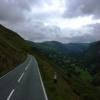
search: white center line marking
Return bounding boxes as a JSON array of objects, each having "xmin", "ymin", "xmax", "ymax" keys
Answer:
[
  {"xmin": 25, "ymin": 66, "xmax": 29, "ymax": 71},
  {"xmin": 7, "ymin": 89, "xmax": 15, "ymax": 100},
  {"xmin": 25, "ymin": 58, "xmax": 32, "ymax": 71},
  {"xmin": 18, "ymin": 72, "xmax": 24, "ymax": 83}
]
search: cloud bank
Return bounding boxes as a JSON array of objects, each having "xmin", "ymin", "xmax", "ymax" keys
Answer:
[{"xmin": 0, "ymin": 0, "xmax": 100, "ymax": 43}]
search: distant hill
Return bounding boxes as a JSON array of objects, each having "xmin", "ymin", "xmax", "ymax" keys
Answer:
[
  {"xmin": 85, "ymin": 41, "xmax": 100, "ymax": 73},
  {"xmin": 84, "ymin": 41, "xmax": 100, "ymax": 86},
  {"xmin": 28, "ymin": 41, "xmax": 89, "ymax": 58},
  {"xmin": 64, "ymin": 43, "xmax": 89, "ymax": 53}
]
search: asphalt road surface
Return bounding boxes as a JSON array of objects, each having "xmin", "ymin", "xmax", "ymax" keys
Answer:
[{"xmin": 0, "ymin": 55, "xmax": 48, "ymax": 100}]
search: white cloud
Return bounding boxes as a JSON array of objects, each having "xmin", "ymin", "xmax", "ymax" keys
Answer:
[{"xmin": 43, "ymin": 15, "xmax": 100, "ymax": 30}]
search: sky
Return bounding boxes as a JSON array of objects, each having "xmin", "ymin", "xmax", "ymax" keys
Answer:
[{"xmin": 0, "ymin": 0, "xmax": 100, "ymax": 43}]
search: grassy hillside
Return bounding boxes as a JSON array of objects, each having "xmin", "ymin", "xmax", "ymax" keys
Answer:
[
  {"xmin": 85, "ymin": 41, "xmax": 100, "ymax": 73},
  {"xmin": 28, "ymin": 41, "xmax": 100, "ymax": 100},
  {"xmin": 0, "ymin": 25, "xmax": 29, "ymax": 76},
  {"xmin": 84, "ymin": 41, "xmax": 100, "ymax": 86}
]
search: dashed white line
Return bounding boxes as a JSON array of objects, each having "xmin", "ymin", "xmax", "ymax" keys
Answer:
[
  {"xmin": 7, "ymin": 89, "xmax": 15, "ymax": 100},
  {"xmin": 25, "ymin": 66, "xmax": 29, "ymax": 71},
  {"xmin": 18, "ymin": 57, "xmax": 32, "ymax": 83},
  {"xmin": 25, "ymin": 58, "xmax": 32, "ymax": 71},
  {"xmin": 18, "ymin": 72, "xmax": 24, "ymax": 83},
  {"xmin": 5, "ymin": 56, "xmax": 32, "ymax": 100}
]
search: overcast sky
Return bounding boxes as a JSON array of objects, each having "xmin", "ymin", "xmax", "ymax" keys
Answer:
[{"xmin": 0, "ymin": 0, "xmax": 100, "ymax": 43}]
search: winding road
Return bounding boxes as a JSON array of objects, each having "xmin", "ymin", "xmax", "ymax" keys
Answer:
[{"xmin": 0, "ymin": 55, "xmax": 48, "ymax": 100}]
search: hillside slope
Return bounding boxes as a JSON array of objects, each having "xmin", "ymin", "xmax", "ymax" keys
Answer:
[
  {"xmin": 28, "ymin": 40, "xmax": 100, "ymax": 100},
  {"xmin": 84, "ymin": 41, "xmax": 100, "ymax": 86},
  {"xmin": 85, "ymin": 41, "xmax": 100, "ymax": 73},
  {"xmin": 0, "ymin": 25, "xmax": 29, "ymax": 76}
]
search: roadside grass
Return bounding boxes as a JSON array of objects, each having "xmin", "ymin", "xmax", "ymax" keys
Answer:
[
  {"xmin": 30, "ymin": 47, "xmax": 100, "ymax": 100},
  {"xmin": 31, "ymin": 50, "xmax": 78, "ymax": 100}
]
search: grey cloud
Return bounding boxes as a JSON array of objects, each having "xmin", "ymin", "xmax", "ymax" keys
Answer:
[
  {"xmin": 60, "ymin": 23, "xmax": 100, "ymax": 43},
  {"xmin": 5, "ymin": 20, "xmax": 100, "ymax": 43},
  {"xmin": 0, "ymin": 0, "xmax": 100, "ymax": 43},
  {"xmin": 62, "ymin": 24, "xmax": 100, "ymax": 43},
  {"xmin": 65, "ymin": 35, "xmax": 95, "ymax": 43},
  {"xmin": 10, "ymin": 21, "xmax": 61, "ymax": 42},
  {"xmin": 64, "ymin": 0, "xmax": 100, "ymax": 18},
  {"xmin": 89, "ymin": 23, "xmax": 100, "ymax": 40},
  {"xmin": 0, "ymin": 0, "xmax": 37, "ymax": 23}
]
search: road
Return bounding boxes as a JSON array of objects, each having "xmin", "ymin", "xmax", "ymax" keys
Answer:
[{"xmin": 0, "ymin": 55, "xmax": 48, "ymax": 100}]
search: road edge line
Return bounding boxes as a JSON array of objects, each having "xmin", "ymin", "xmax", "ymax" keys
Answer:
[{"xmin": 33, "ymin": 57, "xmax": 48, "ymax": 100}]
